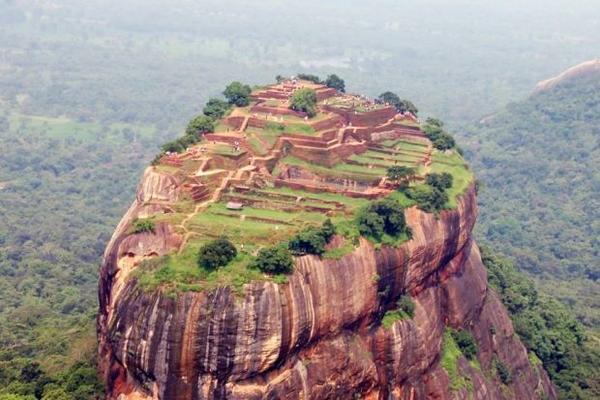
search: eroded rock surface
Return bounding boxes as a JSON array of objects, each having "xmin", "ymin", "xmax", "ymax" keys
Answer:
[{"xmin": 98, "ymin": 181, "xmax": 556, "ymax": 399}]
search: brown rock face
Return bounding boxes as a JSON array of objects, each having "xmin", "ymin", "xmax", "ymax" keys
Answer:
[{"xmin": 98, "ymin": 173, "xmax": 557, "ymax": 399}]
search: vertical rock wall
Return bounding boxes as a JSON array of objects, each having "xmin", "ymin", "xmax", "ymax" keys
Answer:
[{"xmin": 98, "ymin": 174, "xmax": 557, "ymax": 400}]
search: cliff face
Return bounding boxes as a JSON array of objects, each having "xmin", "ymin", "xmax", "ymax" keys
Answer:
[{"xmin": 98, "ymin": 172, "xmax": 556, "ymax": 399}]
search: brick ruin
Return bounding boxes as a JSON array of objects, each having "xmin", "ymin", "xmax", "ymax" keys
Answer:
[{"xmin": 157, "ymin": 79, "xmax": 432, "ymax": 211}]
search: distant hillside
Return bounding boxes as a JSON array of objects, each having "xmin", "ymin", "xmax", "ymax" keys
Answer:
[
  {"xmin": 533, "ymin": 59, "xmax": 600, "ymax": 94},
  {"xmin": 463, "ymin": 61, "xmax": 599, "ymax": 328}
]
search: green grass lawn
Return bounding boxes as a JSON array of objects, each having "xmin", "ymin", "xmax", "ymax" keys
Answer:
[
  {"xmin": 188, "ymin": 202, "xmax": 327, "ymax": 245},
  {"xmin": 211, "ymin": 144, "xmax": 244, "ymax": 156},
  {"xmin": 365, "ymin": 149, "xmax": 423, "ymax": 158},
  {"xmin": 214, "ymin": 121, "xmax": 235, "ymax": 132},
  {"xmin": 261, "ymin": 121, "xmax": 318, "ymax": 137},
  {"xmin": 262, "ymin": 99, "xmax": 281, "ymax": 107},
  {"xmin": 133, "ymin": 245, "xmax": 274, "ymax": 295},
  {"xmin": 133, "ymin": 200, "xmax": 336, "ymax": 294},
  {"xmin": 247, "ymin": 136, "xmax": 268, "ymax": 155},
  {"xmin": 224, "ymin": 191, "xmax": 339, "ymax": 211},
  {"xmin": 351, "ymin": 152, "xmax": 421, "ymax": 167},
  {"xmin": 245, "ymin": 126, "xmax": 283, "ymax": 148},
  {"xmin": 394, "ymin": 140, "xmax": 429, "ymax": 152},
  {"xmin": 332, "ymin": 162, "xmax": 387, "ymax": 176},
  {"xmin": 262, "ymin": 186, "xmax": 369, "ymax": 210},
  {"xmin": 283, "ymin": 122, "xmax": 317, "ymax": 136},
  {"xmin": 429, "ymin": 150, "xmax": 474, "ymax": 208},
  {"xmin": 281, "ymin": 156, "xmax": 386, "ymax": 183},
  {"xmin": 380, "ymin": 138, "xmax": 428, "ymax": 151}
]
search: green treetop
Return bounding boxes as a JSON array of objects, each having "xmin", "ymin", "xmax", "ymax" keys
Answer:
[
  {"xmin": 387, "ymin": 166, "xmax": 415, "ymax": 184},
  {"xmin": 203, "ymin": 98, "xmax": 231, "ymax": 119},
  {"xmin": 198, "ymin": 237, "xmax": 237, "ymax": 270},
  {"xmin": 290, "ymin": 88, "xmax": 318, "ymax": 117},
  {"xmin": 223, "ymin": 81, "xmax": 252, "ymax": 107},
  {"xmin": 325, "ymin": 74, "xmax": 345, "ymax": 92},
  {"xmin": 185, "ymin": 114, "xmax": 215, "ymax": 136},
  {"xmin": 378, "ymin": 91, "xmax": 419, "ymax": 115}
]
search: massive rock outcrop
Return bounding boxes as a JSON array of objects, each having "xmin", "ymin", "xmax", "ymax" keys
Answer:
[
  {"xmin": 98, "ymin": 79, "xmax": 557, "ymax": 399},
  {"xmin": 98, "ymin": 177, "xmax": 556, "ymax": 399}
]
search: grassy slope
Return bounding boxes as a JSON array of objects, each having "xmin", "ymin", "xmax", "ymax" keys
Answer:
[
  {"xmin": 430, "ymin": 151, "xmax": 474, "ymax": 208},
  {"xmin": 136, "ymin": 141, "xmax": 473, "ymax": 291}
]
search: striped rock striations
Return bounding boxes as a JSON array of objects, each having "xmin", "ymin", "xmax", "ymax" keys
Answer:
[
  {"xmin": 98, "ymin": 79, "xmax": 557, "ymax": 399},
  {"xmin": 98, "ymin": 182, "xmax": 556, "ymax": 400}
]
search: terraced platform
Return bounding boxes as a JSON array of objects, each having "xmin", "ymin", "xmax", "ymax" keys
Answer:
[{"xmin": 140, "ymin": 78, "xmax": 472, "ymax": 291}]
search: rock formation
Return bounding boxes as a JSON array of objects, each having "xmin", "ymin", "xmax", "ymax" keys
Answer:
[
  {"xmin": 98, "ymin": 79, "xmax": 557, "ymax": 399},
  {"xmin": 533, "ymin": 58, "xmax": 600, "ymax": 94}
]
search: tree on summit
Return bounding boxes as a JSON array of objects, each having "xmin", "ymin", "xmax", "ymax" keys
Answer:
[
  {"xmin": 288, "ymin": 219, "xmax": 336, "ymax": 256},
  {"xmin": 224, "ymin": 81, "xmax": 252, "ymax": 106},
  {"xmin": 379, "ymin": 91, "xmax": 401, "ymax": 107},
  {"xmin": 425, "ymin": 172, "xmax": 453, "ymax": 191},
  {"xmin": 387, "ymin": 165, "xmax": 415, "ymax": 185},
  {"xmin": 297, "ymin": 73, "xmax": 322, "ymax": 84},
  {"xmin": 423, "ymin": 118, "xmax": 455, "ymax": 151},
  {"xmin": 378, "ymin": 92, "xmax": 418, "ymax": 115},
  {"xmin": 325, "ymin": 74, "xmax": 345, "ymax": 92},
  {"xmin": 185, "ymin": 115, "xmax": 215, "ymax": 136},
  {"xmin": 356, "ymin": 198, "xmax": 407, "ymax": 240},
  {"xmin": 203, "ymin": 98, "xmax": 231, "ymax": 119},
  {"xmin": 405, "ymin": 184, "xmax": 448, "ymax": 213},
  {"xmin": 290, "ymin": 88, "xmax": 318, "ymax": 117},
  {"xmin": 198, "ymin": 237, "xmax": 237, "ymax": 269},
  {"xmin": 251, "ymin": 245, "xmax": 294, "ymax": 274}
]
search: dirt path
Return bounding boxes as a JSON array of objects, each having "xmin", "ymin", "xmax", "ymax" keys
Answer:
[{"xmin": 177, "ymin": 170, "xmax": 235, "ymax": 253}]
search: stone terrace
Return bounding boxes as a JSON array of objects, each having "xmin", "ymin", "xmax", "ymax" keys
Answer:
[{"xmin": 155, "ymin": 79, "xmax": 435, "ymax": 244}]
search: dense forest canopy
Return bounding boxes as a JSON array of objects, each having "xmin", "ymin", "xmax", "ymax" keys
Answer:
[
  {"xmin": 0, "ymin": 0, "xmax": 598, "ymax": 398},
  {"xmin": 464, "ymin": 72, "xmax": 600, "ymax": 330},
  {"xmin": 480, "ymin": 246, "xmax": 599, "ymax": 399},
  {"xmin": 1, "ymin": 0, "xmax": 599, "ymax": 126},
  {"xmin": 0, "ymin": 113, "xmax": 158, "ymax": 399}
]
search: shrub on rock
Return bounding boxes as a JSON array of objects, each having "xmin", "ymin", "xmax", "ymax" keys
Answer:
[
  {"xmin": 405, "ymin": 185, "xmax": 448, "ymax": 213},
  {"xmin": 397, "ymin": 295, "xmax": 415, "ymax": 318},
  {"xmin": 198, "ymin": 237, "xmax": 237, "ymax": 270},
  {"xmin": 288, "ymin": 219, "xmax": 336, "ymax": 256},
  {"xmin": 426, "ymin": 172, "xmax": 453, "ymax": 191},
  {"xmin": 357, "ymin": 198, "xmax": 407, "ymax": 240},
  {"xmin": 131, "ymin": 218, "xmax": 155, "ymax": 234},
  {"xmin": 450, "ymin": 328, "xmax": 478, "ymax": 360},
  {"xmin": 251, "ymin": 245, "xmax": 294, "ymax": 274}
]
